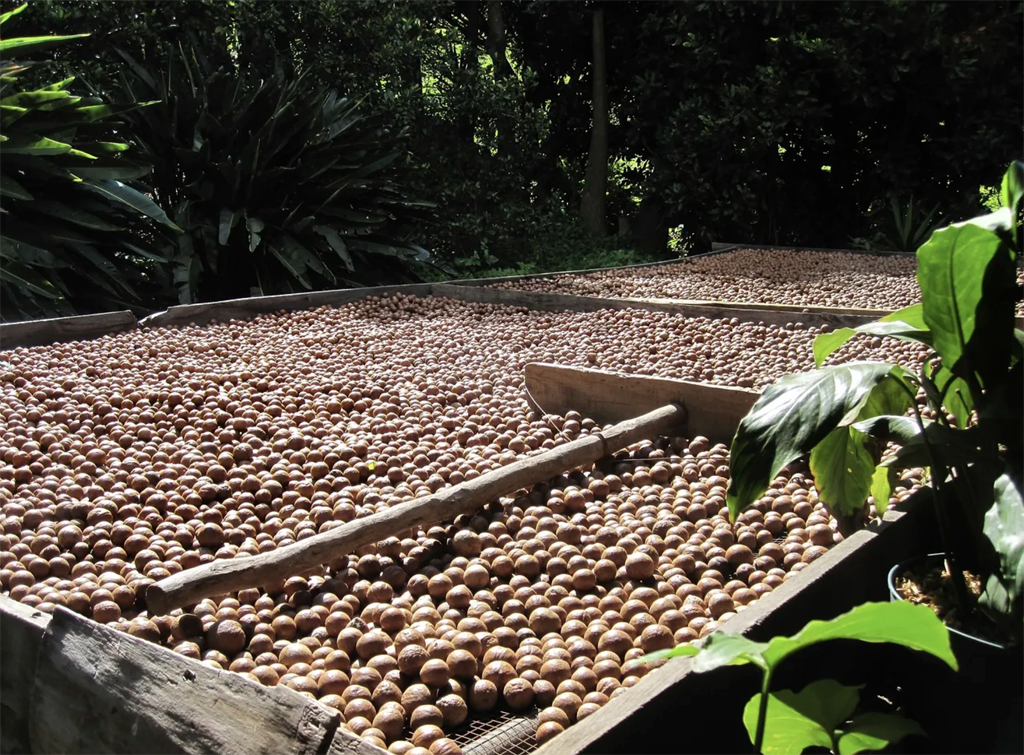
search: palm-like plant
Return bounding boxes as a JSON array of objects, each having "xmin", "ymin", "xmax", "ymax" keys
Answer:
[
  {"xmin": 0, "ymin": 4, "xmax": 179, "ymax": 322},
  {"xmin": 114, "ymin": 40, "xmax": 435, "ymax": 303}
]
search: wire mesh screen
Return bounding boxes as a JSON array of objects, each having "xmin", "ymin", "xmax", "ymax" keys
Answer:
[{"xmin": 454, "ymin": 706, "xmax": 540, "ymax": 755}]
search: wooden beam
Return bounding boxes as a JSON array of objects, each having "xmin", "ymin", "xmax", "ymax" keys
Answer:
[
  {"xmin": 0, "ymin": 311, "xmax": 137, "ymax": 350},
  {"xmin": 146, "ymin": 403, "xmax": 687, "ymax": 615},
  {"xmin": 524, "ymin": 363, "xmax": 759, "ymax": 446},
  {"xmin": 139, "ymin": 283, "xmax": 438, "ymax": 329},
  {"xmin": 0, "ymin": 596, "xmax": 51, "ymax": 754},
  {"xmin": 29, "ymin": 606, "xmax": 343, "ymax": 755},
  {"xmin": 432, "ymin": 283, "xmax": 886, "ymax": 329}
]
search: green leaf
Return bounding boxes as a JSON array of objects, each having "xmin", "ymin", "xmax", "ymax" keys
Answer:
[
  {"xmin": 925, "ymin": 360, "xmax": 975, "ymax": 429},
  {"xmin": 0, "ymin": 260, "xmax": 61, "ymax": 298},
  {"xmin": 639, "ymin": 644, "xmax": 700, "ymax": 663},
  {"xmin": 314, "ymin": 224, "xmax": 354, "ymax": 271},
  {"xmin": 218, "ymin": 207, "xmax": 240, "ymax": 246},
  {"xmin": 0, "ymin": 173, "xmax": 32, "ymax": 200},
  {"xmin": 999, "ymin": 161, "xmax": 1024, "ymax": 216},
  {"xmin": 813, "ymin": 311, "xmax": 931, "ymax": 367},
  {"xmin": 1, "ymin": 133, "xmax": 94, "ymax": 157},
  {"xmin": 760, "ymin": 601, "xmax": 957, "ymax": 672},
  {"xmin": 917, "ymin": 215, "xmax": 1016, "ymax": 387},
  {"xmin": 809, "ymin": 426, "xmax": 875, "ymax": 518},
  {"xmin": 870, "ymin": 463, "xmax": 898, "ymax": 516},
  {"xmin": 0, "ymin": 4, "xmax": 27, "ymax": 25},
  {"xmin": 246, "ymin": 215, "xmax": 264, "ymax": 253},
  {"xmin": 29, "ymin": 200, "xmax": 123, "ymax": 231},
  {"xmin": 727, "ymin": 362, "xmax": 899, "ymax": 520},
  {"xmin": 743, "ymin": 692, "xmax": 833, "ymax": 755},
  {"xmin": 853, "ymin": 415, "xmax": 924, "ymax": 445},
  {"xmin": 980, "ymin": 473, "xmax": 1024, "ymax": 617},
  {"xmin": 82, "ymin": 179, "xmax": 181, "ymax": 230},
  {"xmin": 745, "ymin": 680, "xmax": 862, "ymax": 755},
  {"xmin": 837, "ymin": 712, "xmax": 925, "ymax": 755},
  {"xmin": 691, "ymin": 633, "xmax": 769, "ymax": 673},
  {"xmin": 0, "ymin": 33, "xmax": 90, "ymax": 57}
]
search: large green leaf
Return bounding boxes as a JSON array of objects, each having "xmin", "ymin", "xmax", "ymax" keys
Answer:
[
  {"xmin": 1000, "ymin": 160, "xmax": 1024, "ymax": 221},
  {"xmin": 870, "ymin": 463, "xmax": 899, "ymax": 517},
  {"xmin": 1, "ymin": 133, "xmax": 95, "ymax": 157},
  {"xmin": 314, "ymin": 224, "xmax": 354, "ymax": 271},
  {"xmin": 727, "ymin": 362, "xmax": 899, "ymax": 519},
  {"xmin": 980, "ymin": 473, "xmax": 1024, "ymax": 617},
  {"xmin": 642, "ymin": 602, "xmax": 957, "ymax": 676},
  {"xmin": 82, "ymin": 179, "xmax": 181, "ymax": 230},
  {"xmin": 743, "ymin": 680, "xmax": 860, "ymax": 755},
  {"xmin": 809, "ymin": 426, "xmax": 875, "ymax": 518},
  {"xmin": 0, "ymin": 173, "xmax": 32, "ymax": 200},
  {"xmin": 917, "ymin": 213, "xmax": 1016, "ymax": 387},
  {"xmin": 0, "ymin": 33, "xmax": 90, "ymax": 57},
  {"xmin": 814, "ymin": 306, "xmax": 932, "ymax": 367},
  {"xmin": 837, "ymin": 713, "xmax": 926, "ymax": 755},
  {"xmin": 760, "ymin": 601, "xmax": 957, "ymax": 671}
]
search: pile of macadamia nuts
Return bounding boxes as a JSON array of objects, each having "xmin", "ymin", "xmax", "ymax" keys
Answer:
[
  {"xmin": 0, "ymin": 294, "xmax": 929, "ymax": 753},
  {"xmin": 487, "ymin": 249, "xmax": 922, "ymax": 310}
]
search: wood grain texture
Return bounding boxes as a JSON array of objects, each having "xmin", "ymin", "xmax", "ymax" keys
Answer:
[
  {"xmin": 29, "ymin": 607, "xmax": 339, "ymax": 755},
  {"xmin": 524, "ymin": 362, "xmax": 759, "ymax": 446},
  {"xmin": 0, "ymin": 596, "xmax": 51, "ymax": 755},
  {"xmin": 0, "ymin": 311, "xmax": 137, "ymax": 350},
  {"xmin": 146, "ymin": 403, "xmax": 686, "ymax": 614},
  {"xmin": 433, "ymin": 283, "xmax": 885, "ymax": 329},
  {"xmin": 139, "ymin": 283, "xmax": 438, "ymax": 329}
]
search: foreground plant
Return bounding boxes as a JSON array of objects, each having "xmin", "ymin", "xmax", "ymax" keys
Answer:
[
  {"xmin": 114, "ymin": 39, "xmax": 434, "ymax": 303},
  {"xmin": 726, "ymin": 162, "xmax": 1024, "ymax": 643},
  {"xmin": 0, "ymin": 4, "xmax": 178, "ymax": 321},
  {"xmin": 644, "ymin": 601, "xmax": 957, "ymax": 755}
]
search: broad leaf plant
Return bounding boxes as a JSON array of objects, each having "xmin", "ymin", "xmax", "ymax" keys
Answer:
[{"xmin": 726, "ymin": 162, "xmax": 1024, "ymax": 639}]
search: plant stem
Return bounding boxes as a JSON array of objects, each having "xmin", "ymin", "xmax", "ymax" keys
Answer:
[
  {"xmin": 895, "ymin": 378, "xmax": 971, "ymax": 604},
  {"xmin": 753, "ymin": 669, "xmax": 772, "ymax": 754}
]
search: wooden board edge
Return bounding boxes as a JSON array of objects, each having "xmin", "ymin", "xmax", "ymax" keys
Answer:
[
  {"xmin": 0, "ymin": 311, "xmax": 138, "ymax": 350},
  {"xmin": 140, "ymin": 283, "xmax": 440, "ymax": 329},
  {"xmin": 28, "ymin": 606, "xmax": 340, "ymax": 755},
  {"xmin": 0, "ymin": 595, "xmax": 51, "ymax": 755},
  {"xmin": 523, "ymin": 362, "xmax": 759, "ymax": 445},
  {"xmin": 531, "ymin": 491, "xmax": 938, "ymax": 755},
  {"xmin": 433, "ymin": 284, "xmax": 890, "ymax": 329}
]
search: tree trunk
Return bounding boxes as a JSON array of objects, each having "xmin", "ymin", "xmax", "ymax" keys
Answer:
[
  {"xmin": 579, "ymin": 7, "xmax": 608, "ymax": 236},
  {"xmin": 455, "ymin": 1, "xmax": 483, "ymax": 146},
  {"xmin": 486, "ymin": 1, "xmax": 514, "ymax": 80}
]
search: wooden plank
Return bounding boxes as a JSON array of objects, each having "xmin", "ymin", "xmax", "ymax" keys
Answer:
[
  {"xmin": 0, "ymin": 311, "xmax": 137, "ymax": 350},
  {"xmin": 433, "ymin": 283, "xmax": 884, "ymax": 329},
  {"xmin": 147, "ymin": 403, "xmax": 686, "ymax": 614},
  {"xmin": 0, "ymin": 596, "xmax": 51, "ymax": 755},
  {"xmin": 524, "ymin": 362, "xmax": 758, "ymax": 446},
  {"xmin": 139, "ymin": 283, "xmax": 438, "ymax": 329},
  {"xmin": 533, "ymin": 491, "xmax": 940, "ymax": 755},
  {"xmin": 29, "ymin": 607, "xmax": 340, "ymax": 755}
]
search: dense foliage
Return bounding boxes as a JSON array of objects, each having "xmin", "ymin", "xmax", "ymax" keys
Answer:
[
  {"xmin": 728, "ymin": 162, "xmax": 1024, "ymax": 642},
  {"xmin": 0, "ymin": 4, "xmax": 177, "ymax": 320},
  {"xmin": 0, "ymin": 0, "xmax": 1021, "ymax": 316},
  {"xmin": 115, "ymin": 40, "xmax": 433, "ymax": 303}
]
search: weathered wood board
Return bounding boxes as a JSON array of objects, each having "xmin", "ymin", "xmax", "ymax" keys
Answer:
[
  {"xmin": 434, "ymin": 282, "xmax": 888, "ymax": 329},
  {"xmin": 139, "ymin": 282, "xmax": 438, "ymax": 329},
  {"xmin": 23, "ymin": 605, "xmax": 345, "ymax": 755},
  {"xmin": 0, "ymin": 311, "xmax": 137, "ymax": 350},
  {"xmin": 524, "ymin": 362, "xmax": 759, "ymax": 446},
  {"xmin": 0, "ymin": 598, "xmax": 50, "ymax": 754}
]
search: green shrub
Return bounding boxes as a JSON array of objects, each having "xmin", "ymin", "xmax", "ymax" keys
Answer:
[
  {"xmin": 114, "ymin": 39, "xmax": 435, "ymax": 303},
  {"xmin": 0, "ymin": 4, "xmax": 178, "ymax": 322}
]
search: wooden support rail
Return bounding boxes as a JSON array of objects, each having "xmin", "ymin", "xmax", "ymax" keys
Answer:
[{"xmin": 146, "ymin": 403, "xmax": 687, "ymax": 615}]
